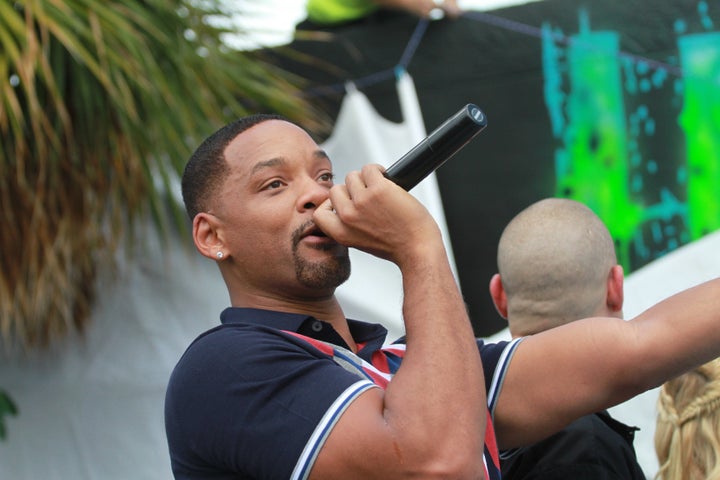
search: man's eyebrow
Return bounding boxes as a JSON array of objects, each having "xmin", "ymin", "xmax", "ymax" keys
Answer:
[
  {"xmin": 249, "ymin": 151, "xmax": 331, "ymax": 175},
  {"xmin": 250, "ymin": 157, "xmax": 285, "ymax": 175},
  {"xmin": 315, "ymin": 150, "xmax": 334, "ymax": 169}
]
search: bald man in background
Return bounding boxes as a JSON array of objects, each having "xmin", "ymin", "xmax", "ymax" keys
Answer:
[{"xmin": 490, "ymin": 198, "xmax": 647, "ymax": 479}]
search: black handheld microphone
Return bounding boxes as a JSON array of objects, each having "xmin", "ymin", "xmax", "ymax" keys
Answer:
[{"xmin": 384, "ymin": 104, "xmax": 487, "ymax": 191}]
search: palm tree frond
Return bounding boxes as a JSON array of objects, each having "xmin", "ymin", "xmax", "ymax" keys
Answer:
[{"xmin": 0, "ymin": 0, "xmax": 327, "ymax": 351}]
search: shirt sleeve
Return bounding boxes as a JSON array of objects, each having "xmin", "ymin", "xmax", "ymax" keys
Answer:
[
  {"xmin": 165, "ymin": 324, "xmax": 376, "ymax": 480},
  {"xmin": 477, "ymin": 338, "xmax": 523, "ymax": 413}
]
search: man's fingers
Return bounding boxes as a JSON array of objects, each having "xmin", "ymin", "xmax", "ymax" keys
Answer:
[{"xmin": 313, "ymin": 186, "xmax": 349, "ymax": 239}]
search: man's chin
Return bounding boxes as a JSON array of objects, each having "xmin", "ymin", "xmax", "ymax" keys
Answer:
[{"xmin": 296, "ymin": 256, "xmax": 351, "ymax": 290}]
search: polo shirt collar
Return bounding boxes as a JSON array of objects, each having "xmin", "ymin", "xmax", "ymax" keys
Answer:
[
  {"xmin": 221, "ymin": 307, "xmax": 311, "ymax": 331},
  {"xmin": 220, "ymin": 307, "xmax": 389, "ymax": 357}
]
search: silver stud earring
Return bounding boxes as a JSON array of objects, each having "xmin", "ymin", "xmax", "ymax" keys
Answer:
[{"xmin": 216, "ymin": 251, "xmax": 224, "ymax": 259}]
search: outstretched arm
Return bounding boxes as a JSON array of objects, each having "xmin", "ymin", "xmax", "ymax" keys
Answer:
[
  {"xmin": 493, "ymin": 278, "xmax": 720, "ymax": 449},
  {"xmin": 312, "ymin": 165, "xmax": 487, "ymax": 479}
]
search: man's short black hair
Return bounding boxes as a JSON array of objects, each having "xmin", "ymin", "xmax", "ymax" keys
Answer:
[{"xmin": 181, "ymin": 113, "xmax": 287, "ymax": 220}]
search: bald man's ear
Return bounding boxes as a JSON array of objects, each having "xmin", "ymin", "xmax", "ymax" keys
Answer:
[
  {"xmin": 606, "ymin": 265, "xmax": 624, "ymax": 313},
  {"xmin": 489, "ymin": 274, "xmax": 509, "ymax": 320},
  {"xmin": 193, "ymin": 212, "xmax": 225, "ymax": 261}
]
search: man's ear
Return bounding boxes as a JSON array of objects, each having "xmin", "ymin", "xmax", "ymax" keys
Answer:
[
  {"xmin": 489, "ymin": 273, "xmax": 509, "ymax": 320},
  {"xmin": 193, "ymin": 212, "xmax": 225, "ymax": 261},
  {"xmin": 606, "ymin": 264, "xmax": 624, "ymax": 313}
]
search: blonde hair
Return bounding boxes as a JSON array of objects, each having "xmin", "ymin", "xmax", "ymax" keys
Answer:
[{"xmin": 655, "ymin": 358, "xmax": 720, "ymax": 480}]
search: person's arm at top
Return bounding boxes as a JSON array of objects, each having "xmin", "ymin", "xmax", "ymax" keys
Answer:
[
  {"xmin": 374, "ymin": 0, "xmax": 463, "ymax": 19},
  {"xmin": 493, "ymin": 278, "xmax": 720, "ymax": 450},
  {"xmin": 312, "ymin": 164, "xmax": 487, "ymax": 479}
]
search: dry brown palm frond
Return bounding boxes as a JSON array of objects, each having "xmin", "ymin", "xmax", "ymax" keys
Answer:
[{"xmin": 0, "ymin": 0, "xmax": 329, "ymax": 352}]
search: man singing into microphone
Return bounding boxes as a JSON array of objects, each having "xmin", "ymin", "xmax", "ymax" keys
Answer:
[{"xmin": 165, "ymin": 113, "xmax": 720, "ymax": 480}]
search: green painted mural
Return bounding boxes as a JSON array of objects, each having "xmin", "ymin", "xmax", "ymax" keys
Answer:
[{"xmin": 542, "ymin": 3, "xmax": 719, "ymax": 270}]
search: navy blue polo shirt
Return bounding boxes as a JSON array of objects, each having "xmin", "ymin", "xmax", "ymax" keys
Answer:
[{"xmin": 164, "ymin": 308, "xmax": 520, "ymax": 480}]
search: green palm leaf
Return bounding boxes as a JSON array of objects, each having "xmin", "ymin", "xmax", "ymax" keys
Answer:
[{"xmin": 0, "ymin": 389, "xmax": 18, "ymax": 440}]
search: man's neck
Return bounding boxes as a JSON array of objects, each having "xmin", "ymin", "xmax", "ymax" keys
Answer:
[{"xmin": 230, "ymin": 291, "xmax": 358, "ymax": 352}]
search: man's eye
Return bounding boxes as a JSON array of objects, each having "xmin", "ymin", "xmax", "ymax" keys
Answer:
[
  {"xmin": 319, "ymin": 172, "xmax": 334, "ymax": 183},
  {"xmin": 265, "ymin": 180, "xmax": 283, "ymax": 190}
]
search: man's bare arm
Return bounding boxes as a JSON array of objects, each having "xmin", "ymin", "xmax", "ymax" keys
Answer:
[{"xmin": 311, "ymin": 165, "xmax": 486, "ymax": 479}]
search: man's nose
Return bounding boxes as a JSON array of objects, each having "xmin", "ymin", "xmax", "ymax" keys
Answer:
[{"xmin": 297, "ymin": 179, "xmax": 330, "ymax": 211}]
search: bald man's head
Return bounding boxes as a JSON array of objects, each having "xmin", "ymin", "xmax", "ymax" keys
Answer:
[{"xmin": 496, "ymin": 198, "xmax": 620, "ymax": 336}]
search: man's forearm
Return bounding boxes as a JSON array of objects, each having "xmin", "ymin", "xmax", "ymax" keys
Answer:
[
  {"xmin": 383, "ymin": 241, "xmax": 486, "ymax": 476},
  {"xmin": 629, "ymin": 277, "xmax": 720, "ymax": 388}
]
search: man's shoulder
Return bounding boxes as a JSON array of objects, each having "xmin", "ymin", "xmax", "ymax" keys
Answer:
[
  {"xmin": 172, "ymin": 319, "xmax": 318, "ymax": 378},
  {"xmin": 188, "ymin": 319, "xmax": 275, "ymax": 350}
]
